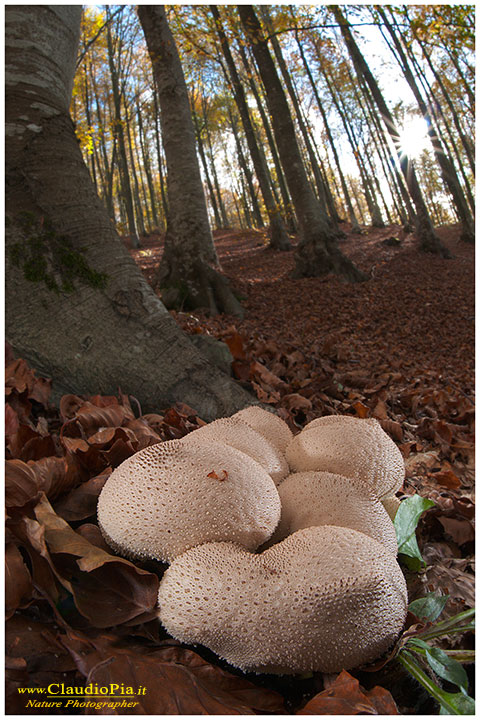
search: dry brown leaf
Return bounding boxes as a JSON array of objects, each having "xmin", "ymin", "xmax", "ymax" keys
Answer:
[
  {"xmin": 298, "ymin": 669, "xmax": 398, "ymax": 714},
  {"xmin": 28, "ymin": 494, "xmax": 160, "ymax": 627},
  {"xmin": 5, "ymin": 543, "xmax": 32, "ymax": 618},
  {"xmin": 54, "ymin": 470, "xmax": 110, "ymax": 522},
  {"xmin": 61, "ymin": 632, "xmax": 285, "ymax": 715}
]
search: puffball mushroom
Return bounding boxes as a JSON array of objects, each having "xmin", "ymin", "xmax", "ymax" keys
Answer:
[
  {"xmin": 232, "ymin": 406, "xmax": 293, "ymax": 455},
  {"xmin": 158, "ymin": 525, "xmax": 408, "ymax": 674},
  {"xmin": 97, "ymin": 439, "xmax": 281, "ymax": 563},
  {"xmin": 182, "ymin": 416, "xmax": 289, "ymax": 485},
  {"xmin": 269, "ymin": 471, "xmax": 398, "ymax": 555},
  {"xmin": 286, "ymin": 416, "xmax": 404, "ymax": 499}
]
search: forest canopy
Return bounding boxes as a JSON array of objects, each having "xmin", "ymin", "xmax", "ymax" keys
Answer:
[{"xmin": 71, "ymin": 4, "xmax": 475, "ymax": 242}]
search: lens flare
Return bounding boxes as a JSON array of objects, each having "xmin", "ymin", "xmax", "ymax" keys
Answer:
[{"xmin": 398, "ymin": 116, "xmax": 430, "ymax": 159}]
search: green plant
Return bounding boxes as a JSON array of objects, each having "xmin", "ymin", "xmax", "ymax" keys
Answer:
[
  {"xmin": 398, "ymin": 602, "xmax": 475, "ymax": 715},
  {"xmin": 393, "ymin": 496, "xmax": 475, "ymax": 714}
]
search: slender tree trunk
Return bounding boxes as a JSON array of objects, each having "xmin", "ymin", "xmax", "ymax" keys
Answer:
[
  {"xmin": 138, "ymin": 6, "xmax": 242, "ymax": 316},
  {"xmin": 82, "ymin": 52, "xmax": 98, "ymax": 192},
  {"xmin": 210, "ymin": 5, "xmax": 290, "ymax": 249},
  {"xmin": 192, "ymin": 110, "xmax": 222, "ymax": 229},
  {"xmin": 137, "ymin": 103, "xmax": 160, "ymax": 230},
  {"xmin": 298, "ymin": 37, "xmax": 360, "ymax": 231},
  {"xmin": 124, "ymin": 101, "xmax": 146, "ymax": 237},
  {"xmin": 238, "ymin": 44, "xmax": 297, "ymax": 234},
  {"xmin": 400, "ymin": 35, "xmax": 475, "ymax": 215},
  {"xmin": 259, "ymin": 7, "xmax": 342, "ymax": 235},
  {"xmin": 105, "ymin": 10, "xmax": 139, "ymax": 248},
  {"xmin": 415, "ymin": 28, "xmax": 475, "ymax": 176},
  {"xmin": 379, "ymin": 7, "xmax": 474, "ymax": 243},
  {"xmin": 319, "ymin": 62, "xmax": 384, "ymax": 228},
  {"xmin": 152, "ymin": 84, "xmax": 168, "ymax": 227},
  {"xmin": 332, "ymin": 6, "xmax": 450, "ymax": 257},
  {"xmin": 6, "ymin": 5, "xmax": 252, "ymax": 419},
  {"xmin": 238, "ymin": 5, "xmax": 365, "ymax": 281},
  {"xmin": 229, "ymin": 110, "xmax": 264, "ymax": 228},
  {"xmin": 90, "ymin": 65, "xmax": 116, "ymax": 222},
  {"xmin": 201, "ymin": 98, "xmax": 229, "ymax": 228}
]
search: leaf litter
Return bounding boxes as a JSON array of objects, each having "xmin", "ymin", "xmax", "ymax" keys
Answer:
[{"xmin": 5, "ymin": 223, "xmax": 474, "ymax": 714}]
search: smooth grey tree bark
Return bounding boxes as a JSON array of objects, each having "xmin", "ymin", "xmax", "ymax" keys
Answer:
[
  {"xmin": 137, "ymin": 5, "xmax": 243, "ymax": 316},
  {"xmin": 5, "ymin": 5, "xmax": 252, "ymax": 419}
]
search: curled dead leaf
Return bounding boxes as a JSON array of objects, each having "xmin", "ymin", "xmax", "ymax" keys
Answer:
[
  {"xmin": 297, "ymin": 669, "xmax": 398, "ymax": 714},
  {"xmin": 5, "ymin": 543, "xmax": 32, "ymax": 618},
  {"xmin": 61, "ymin": 632, "xmax": 285, "ymax": 715}
]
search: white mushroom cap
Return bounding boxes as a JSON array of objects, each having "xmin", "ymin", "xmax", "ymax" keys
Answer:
[
  {"xmin": 158, "ymin": 525, "xmax": 408, "ymax": 674},
  {"xmin": 182, "ymin": 416, "xmax": 289, "ymax": 485},
  {"xmin": 286, "ymin": 416, "xmax": 404, "ymax": 498},
  {"xmin": 269, "ymin": 471, "xmax": 398, "ymax": 555},
  {"xmin": 97, "ymin": 439, "xmax": 281, "ymax": 563},
  {"xmin": 232, "ymin": 406, "xmax": 293, "ymax": 455}
]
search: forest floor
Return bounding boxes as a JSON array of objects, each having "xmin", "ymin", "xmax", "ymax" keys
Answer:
[
  {"xmin": 6, "ymin": 222, "xmax": 474, "ymax": 715},
  {"xmin": 132, "ymin": 221, "xmax": 475, "ymax": 710}
]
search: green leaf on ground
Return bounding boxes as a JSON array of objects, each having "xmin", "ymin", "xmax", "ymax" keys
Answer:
[
  {"xmin": 394, "ymin": 495, "xmax": 435, "ymax": 565},
  {"xmin": 409, "ymin": 593, "xmax": 448, "ymax": 622}
]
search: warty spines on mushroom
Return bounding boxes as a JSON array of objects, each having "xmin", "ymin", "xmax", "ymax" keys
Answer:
[
  {"xmin": 286, "ymin": 415, "xmax": 405, "ymax": 498},
  {"xmin": 232, "ymin": 406, "xmax": 293, "ymax": 455},
  {"xmin": 268, "ymin": 470, "xmax": 398, "ymax": 555},
  {"xmin": 182, "ymin": 415, "xmax": 289, "ymax": 485},
  {"xmin": 158, "ymin": 525, "xmax": 408, "ymax": 674},
  {"xmin": 97, "ymin": 439, "xmax": 281, "ymax": 564}
]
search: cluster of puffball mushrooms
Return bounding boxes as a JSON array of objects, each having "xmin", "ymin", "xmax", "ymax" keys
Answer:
[{"xmin": 98, "ymin": 407, "xmax": 408, "ymax": 675}]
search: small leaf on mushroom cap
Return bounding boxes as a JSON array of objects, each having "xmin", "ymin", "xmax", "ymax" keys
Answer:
[
  {"xmin": 158, "ymin": 525, "xmax": 408, "ymax": 675},
  {"xmin": 286, "ymin": 416, "xmax": 404, "ymax": 498},
  {"xmin": 97, "ymin": 439, "xmax": 281, "ymax": 563},
  {"xmin": 232, "ymin": 406, "xmax": 293, "ymax": 455},
  {"xmin": 269, "ymin": 471, "xmax": 398, "ymax": 555},
  {"xmin": 183, "ymin": 416, "xmax": 289, "ymax": 485}
]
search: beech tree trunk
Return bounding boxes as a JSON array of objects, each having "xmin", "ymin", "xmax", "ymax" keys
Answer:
[
  {"xmin": 210, "ymin": 5, "xmax": 290, "ymax": 250},
  {"xmin": 379, "ymin": 7, "xmax": 474, "ymax": 243},
  {"xmin": 137, "ymin": 5, "xmax": 242, "ymax": 315},
  {"xmin": 238, "ymin": 5, "xmax": 365, "ymax": 282},
  {"xmin": 5, "ymin": 5, "xmax": 251, "ymax": 419},
  {"xmin": 105, "ymin": 9, "xmax": 139, "ymax": 248},
  {"xmin": 332, "ymin": 6, "xmax": 450, "ymax": 257}
]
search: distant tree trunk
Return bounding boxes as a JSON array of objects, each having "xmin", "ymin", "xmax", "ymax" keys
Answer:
[
  {"xmin": 332, "ymin": 6, "xmax": 450, "ymax": 257},
  {"xmin": 124, "ymin": 101, "xmax": 146, "ymax": 237},
  {"xmin": 238, "ymin": 5, "xmax": 365, "ymax": 281},
  {"xmin": 359, "ymin": 78, "xmax": 414, "ymax": 224},
  {"xmin": 238, "ymin": 44, "xmax": 297, "ymax": 234},
  {"xmin": 192, "ymin": 110, "xmax": 223, "ymax": 229},
  {"xmin": 321, "ymin": 65, "xmax": 384, "ymax": 228},
  {"xmin": 229, "ymin": 110, "xmax": 264, "ymax": 228},
  {"xmin": 201, "ymin": 97, "xmax": 229, "ymax": 228},
  {"xmin": 137, "ymin": 5, "xmax": 242, "ymax": 315},
  {"xmin": 297, "ymin": 37, "xmax": 360, "ymax": 231},
  {"xmin": 259, "ymin": 7, "xmax": 341, "ymax": 233},
  {"xmin": 379, "ymin": 7, "xmax": 474, "ymax": 243},
  {"xmin": 152, "ymin": 83, "xmax": 168, "ymax": 226},
  {"xmin": 81, "ymin": 48, "xmax": 98, "ymax": 192},
  {"xmin": 105, "ymin": 9, "xmax": 139, "ymax": 248},
  {"xmin": 90, "ymin": 64, "xmax": 116, "ymax": 222},
  {"xmin": 414, "ymin": 29, "xmax": 475, "ymax": 176},
  {"xmin": 6, "ymin": 5, "xmax": 252, "ymax": 419},
  {"xmin": 210, "ymin": 5, "xmax": 290, "ymax": 249},
  {"xmin": 400, "ymin": 38, "xmax": 475, "ymax": 215},
  {"xmin": 137, "ymin": 103, "xmax": 160, "ymax": 230}
]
